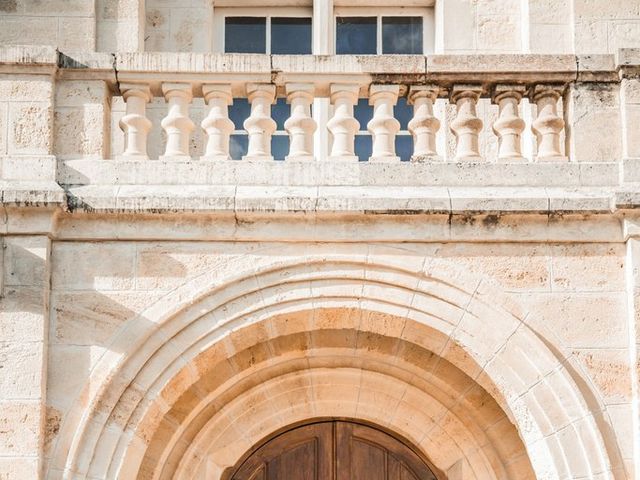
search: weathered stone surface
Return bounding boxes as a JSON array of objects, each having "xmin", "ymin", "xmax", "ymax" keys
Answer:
[{"xmin": 0, "ymin": 3, "xmax": 639, "ymax": 480}]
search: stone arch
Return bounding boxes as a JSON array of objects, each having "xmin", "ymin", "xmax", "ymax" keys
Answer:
[{"xmin": 51, "ymin": 254, "xmax": 617, "ymax": 479}]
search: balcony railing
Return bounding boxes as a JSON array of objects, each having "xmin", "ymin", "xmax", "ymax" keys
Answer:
[{"xmin": 57, "ymin": 52, "xmax": 599, "ymax": 164}]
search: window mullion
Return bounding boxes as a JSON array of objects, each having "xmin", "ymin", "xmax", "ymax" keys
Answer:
[
  {"xmin": 377, "ymin": 15, "xmax": 382, "ymax": 54},
  {"xmin": 266, "ymin": 16, "xmax": 271, "ymax": 54}
]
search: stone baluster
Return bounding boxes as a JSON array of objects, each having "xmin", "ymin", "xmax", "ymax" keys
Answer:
[
  {"xmin": 161, "ymin": 83, "xmax": 195, "ymax": 159},
  {"xmin": 492, "ymin": 85, "xmax": 526, "ymax": 161},
  {"xmin": 450, "ymin": 86, "xmax": 483, "ymax": 161},
  {"xmin": 244, "ymin": 83, "xmax": 277, "ymax": 160},
  {"xmin": 201, "ymin": 84, "xmax": 234, "ymax": 160},
  {"xmin": 367, "ymin": 85, "xmax": 401, "ymax": 161},
  {"xmin": 408, "ymin": 85, "xmax": 441, "ymax": 159},
  {"xmin": 327, "ymin": 84, "xmax": 360, "ymax": 161},
  {"xmin": 284, "ymin": 83, "xmax": 317, "ymax": 160},
  {"xmin": 532, "ymin": 85, "xmax": 566, "ymax": 160},
  {"xmin": 119, "ymin": 83, "xmax": 152, "ymax": 159}
]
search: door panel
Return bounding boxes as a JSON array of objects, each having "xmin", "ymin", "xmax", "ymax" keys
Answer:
[{"xmin": 229, "ymin": 420, "xmax": 438, "ymax": 480}]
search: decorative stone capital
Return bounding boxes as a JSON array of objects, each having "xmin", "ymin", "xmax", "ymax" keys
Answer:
[
  {"xmin": 408, "ymin": 85, "xmax": 441, "ymax": 105},
  {"xmin": 492, "ymin": 84, "xmax": 526, "ymax": 104},
  {"xmin": 285, "ymin": 83, "xmax": 315, "ymax": 103},
  {"xmin": 450, "ymin": 85, "xmax": 483, "ymax": 105},
  {"xmin": 120, "ymin": 82, "xmax": 152, "ymax": 103},
  {"xmin": 246, "ymin": 83, "xmax": 277, "ymax": 103},
  {"xmin": 330, "ymin": 83, "xmax": 360, "ymax": 105},
  {"xmin": 368, "ymin": 84, "xmax": 400, "ymax": 106},
  {"xmin": 203, "ymin": 84, "xmax": 233, "ymax": 106},
  {"xmin": 161, "ymin": 82, "xmax": 193, "ymax": 103}
]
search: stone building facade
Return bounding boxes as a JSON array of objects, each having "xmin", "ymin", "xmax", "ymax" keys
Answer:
[{"xmin": 1, "ymin": 0, "xmax": 640, "ymax": 479}]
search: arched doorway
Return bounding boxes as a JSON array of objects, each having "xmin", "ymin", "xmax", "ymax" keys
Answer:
[{"xmin": 224, "ymin": 420, "xmax": 439, "ymax": 480}]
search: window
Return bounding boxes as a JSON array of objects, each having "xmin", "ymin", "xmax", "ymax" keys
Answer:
[
  {"xmin": 335, "ymin": 7, "xmax": 431, "ymax": 55},
  {"xmin": 219, "ymin": 10, "xmax": 312, "ymax": 54}
]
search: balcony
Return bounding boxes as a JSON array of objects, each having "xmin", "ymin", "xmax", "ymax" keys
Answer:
[{"xmin": 1, "ymin": 46, "xmax": 640, "ymax": 217}]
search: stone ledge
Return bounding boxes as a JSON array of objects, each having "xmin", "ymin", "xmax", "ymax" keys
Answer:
[
  {"xmin": 0, "ymin": 45, "xmax": 57, "ymax": 66},
  {"xmin": 58, "ymin": 159, "xmax": 620, "ymax": 188},
  {"xmin": 64, "ymin": 185, "xmax": 619, "ymax": 214},
  {"xmin": 0, "ymin": 181, "xmax": 65, "ymax": 206}
]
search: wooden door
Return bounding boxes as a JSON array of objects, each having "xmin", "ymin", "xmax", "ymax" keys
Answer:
[{"xmin": 227, "ymin": 421, "xmax": 439, "ymax": 480}]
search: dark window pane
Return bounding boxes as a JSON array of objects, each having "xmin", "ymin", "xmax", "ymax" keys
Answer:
[
  {"xmin": 336, "ymin": 17, "xmax": 377, "ymax": 55},
  {"xmin": 229, "ymin": 98, "xmax": 251, "ymax": 130},
  {"xmin": 230, "ymin": 134, "xmax": 248, "ymax": 160},
  {"xmin": 354, "ymin": 98, "xmax": 373, "ymax": 131},
  {"xmin": 271, "ymin": 17, "xmax": 312, "ymax": 54},
  {"xmin": 355, "ymin": 134, "xmax": 372, "ymax": 161},
  {"xmin": 382, "ymin": 16, "xmax": 423, "ymax": 54},
  {"xmin": 225, "ymin": 17, "xmax": 266, "ymax": 53},
  {"xmin": 396, "ymin": 135, "xmax": 413, "ymax": 161},
  {"xmin": 272, "ymin": 98, "xmax": 290, "ymax": 130},
  {"xmin": 272, "ymin": 135, "xmax": 290, "ymax": 160},
  {"xmin": 395, "ymin": 97, "xmax": 412, "ymax": 130}
]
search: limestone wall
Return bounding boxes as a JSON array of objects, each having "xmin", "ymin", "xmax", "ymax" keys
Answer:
[{"xmin": 0, "ymin": 0, "xmax": 96, "ymax": 51}]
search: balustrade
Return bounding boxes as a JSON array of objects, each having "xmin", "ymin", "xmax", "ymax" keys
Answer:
[
  {"xmin": 201, "ymin": 84, "xmax": 234, "ymax": 160},
  {"xmin": 492, "ymin": 85, "xmax": 526, "ymax": 161},
  {"xmin": 112, "ymin": 78, "xmax": 570, "ymax": 164}
]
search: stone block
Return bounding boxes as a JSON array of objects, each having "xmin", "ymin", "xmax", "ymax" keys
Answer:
[
  {"xmin": 1, "ymin": 156, "xmax": 57, "ymax": 181},
  {"xmin": 529, "ymin": 0, "xmax": 572, "ymax": 24},
  {"xmin": 609, "ymin": 21, "xmax": 640, "ymax": 52},
  {"xmin": 530, "ymin": 24, "xmax": 573, "ymax": 54},
  {"xmin": 21, "ymin": 0, "xmax": 95, "ymax": 16},
  {"xmin": 0, "ymin": 16, "xmax": 59, "ymax": 46},
  {"xmin": 477, "ymin": 15, "xmax": 520, "ymax": 52},
  {"xmin": 8, "ymin": 103, "xmax": 52, "ymax": 155},
  {"xmin": 3, "ymin": 236, "xmax": 48, "ymax": 287},
  {"xmin": 98, "ymin": 0, "xmax": 141, "ymax": 21},
  {"xmin": 550, "ymin": 244, "xmax": 625, "ymax": 292},
  {"xmin": 0, "ymin": 101, "xmax": 7, "ymax": 155},
  {"xmin": 574, "ymin": 0, "xmax": 640, "ymax": 20},
  {"xmin": 0, "ymin": 402, "xmax": 41, "ymax": 455},
  {"xmin": 622, "ymin": 78, "xmax": 640, "ymax": 105},
  {"xmin": 54, "ymin": 107, "xmax": 107, "ymax": 159},
  {"xmin": 52, "ymin": 291, "xmax": 161, "ymax": 346},
  {"xmin": 58, "ymin": 17, "xmax": 96, "ymax": 52},
  {"xmin": 46, "ymin": 345, "xmax": 97, "ymax": 411},
  {"xmin": 0, "ymin": 76, "xmax": 52, "ymax": 102},
  {"xmin": 522, "ymin": 293, "xmax": 628, "ymax": 349},
  {"xmin": 573, "ymin": 349, "xmax": 632, "ymax": 404},
  {"xmin": 441, "ymin": 0, "xmax": 476, "ymax": 51},
  {"xmin": 52, "ymin": 242, "xmax": 136, "ymax": 291},
  {"xmin": 568, "ymin": 83, "xmax": 622, "ymax": 162},
  {"xmin": 169, "ymin": 8, "xmax": 211, "ymax": 53},
  {"xmin": 0, "ymin": 342, "xmax": 43, "ymax": 400},
  {"xmin": 0, "ymin": 457, "xmax": 39, "ymax": 480},
  {"xmin": 574, "ymin": 21, "xmax": 610, "ymax": 54},
  {"xmin": 622, "ymin": 104, "xmax": 640, "ymax": 157},
  {"xmin": 0, "ymin": 287, "xmax": 46, "ymax": 343}
]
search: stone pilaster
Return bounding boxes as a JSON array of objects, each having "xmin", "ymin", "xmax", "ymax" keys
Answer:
[{"xmin": 0, "ymin": 235, "xmax": 51, "ymax": 480}]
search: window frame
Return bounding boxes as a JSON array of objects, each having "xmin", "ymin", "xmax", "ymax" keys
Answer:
[
  {"xmin": 213, "ymin": 7, "xmax": 314, "ymax": 54},
  {"xmin": 333, "ymin": 6, "xmax": 434, "ymax": 55}
]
